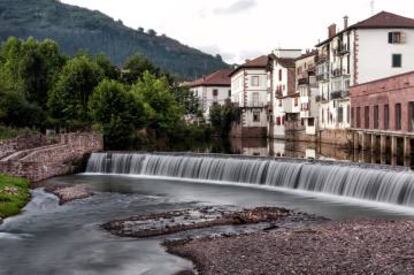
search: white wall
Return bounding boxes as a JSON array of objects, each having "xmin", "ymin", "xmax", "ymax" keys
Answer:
[
  {"xmin": 190, "ymin": 85, "xmax": 231, "ymax": 120},
  {"xmin": 358, "ymin": 29, "xmax": 414, "ymax": 84}
]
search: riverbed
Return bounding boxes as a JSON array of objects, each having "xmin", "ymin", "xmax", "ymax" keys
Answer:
[{"xmin": 1, "ymin": 174, "xmax": 414, "ymax": 275}]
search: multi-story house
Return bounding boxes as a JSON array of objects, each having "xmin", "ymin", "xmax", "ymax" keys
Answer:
[
  {"xmin": 296, "ymin": 51, "xmax": 319, "ymax": 136},
  {"xmin": 268, "ymin": 49, "xmax": 301, "ymax": 139},
  {"xmin": 229, "ymin": 56, "xmax": 269, "ymax": 137},
  {"xmin": 316, "ymin": 11, "xmax": 414, "ymax": 134},
  {"xmin": 188, "ymin": 68, "xmax": 232, "ymax": 121}
]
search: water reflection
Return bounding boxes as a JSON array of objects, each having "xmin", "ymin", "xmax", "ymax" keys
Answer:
[{"xmin": 134, "ymin": 138, "xmax": 412, "ymax": 169}]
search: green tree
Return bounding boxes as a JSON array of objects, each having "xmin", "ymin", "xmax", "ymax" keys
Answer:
[
  {"xmin": 130, "ymin": 71, "xmax": 183, "ymax": 133},
  {"xmin": 89, "ymin": 79, "xmax": 141, "ymax": 148},
  {"xmin": 95, "ymin": 53, "xmax": 119, "ymax": 80},
  {"xmin": 48, "ymin": 55, "xmax": 103, "ymax": 129},
  {"xmin": 121, "ymin": 54, "xmax": 160, "ymax": 84},
  {"xmin": 209, "ymin": 100, "xmax": 240, "ymax": 137}
]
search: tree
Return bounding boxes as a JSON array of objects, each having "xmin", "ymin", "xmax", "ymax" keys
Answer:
[
  {"xmin": 209, "ymin": 100, "xmax": 240, "ymax": 137},
  {"xmin": 121, "ymin": 54, "xmax": 160, "ymax": 84},
  {"xmin": 147, "ymin": 29, "xmax": 157, "ymax": 36},
  {"xmin": 89, "ymin": 79, "xmax": 140, "ymax": 148},
  {"xmin": 48, "ymin": 55, "xmax": 103, "ymax": 129},
  {"xmin": 130, "ymin": 71, "xmax": 183, "ymax": 133},
  {"xmin": 95, "ymin": 53, "xmax": 119, "ymax": 80}
]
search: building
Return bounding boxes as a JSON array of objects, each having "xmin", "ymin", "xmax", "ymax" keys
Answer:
[
  {"xmin": 229, "ymin": 56, "xmax": 270, "ymax": 138},
  {"xmin": 316, "ymin": 11, "xmax": 414, "ymax": 134},
  {"xmin": 188, "ymin": 68, "xmax": 233, "ymax": 121},
  {"xmin": 350, "ymin": 70, "xmax": 414, "ymax": 160},
  {"xmin": 296, "ymin": 51, "xmax": 319, "ymax": 136},
  {"xmin": 268, "ymin": 49, "xmax": 301, "ymax": 139}
]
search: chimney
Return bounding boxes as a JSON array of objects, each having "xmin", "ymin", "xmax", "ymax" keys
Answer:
[
  {"xmin": 343, "ymin": 16, "xmax": 349, "ymax": 29},
  {"xmin": 328, "ymin": 24, "xmax": 337, "ymax": 38}
]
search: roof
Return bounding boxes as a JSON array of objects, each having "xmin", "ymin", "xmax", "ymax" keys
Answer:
[
  {"xmin": 229, "ymin": 55, "xmax": 270, "ymax": 76},
  {"xmin": 269, "ymin": 54, "xmax": 296, "ymax": 68},
  {"xmin": 351, "ymin": 70, "xmax": 414, "ymax": 88},
  {"xmin": 295, "ymin": 50, "xmax": 317, "ymax": 61},
  {"xmin": 316, "ymin": 11, "xmax": 414, "ymax": 47},
  {"xmin": 188, "ymin": 68, "xmax": 232, "ymax": 87}
]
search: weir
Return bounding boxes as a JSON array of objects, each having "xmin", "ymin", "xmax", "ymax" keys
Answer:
[{"xmin": 86, "ymin": 152, "xmax": 414, "ymax": 207}]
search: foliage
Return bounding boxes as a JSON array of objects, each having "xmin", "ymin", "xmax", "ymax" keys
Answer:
[
  {"xmin": 0, "ymin": 126, "xmax": 39, "ymax": 140},
  {"xmin": 89, "ymin": 79, "xmax": 143, "ymax": 148},
  {"xmin": 130, "ymin": 72, "xmax": 184, "ymax": 134},
  {"xmin": 121, "ymin": 54, "xmax": 160, "ymax": 84},
  {"xmin": 95, "ymin": 53, "xmax": 119, "ymax": 80},
  {"xmin": 0, "ymin": 174, "xmax": 31, "ymax": 218},
  {"xmin": 209, "ymin": 101, "xmax": 240, "ymax": 137},
  {"xmin": 174, "ymin": 86, "xmax": 200, "ymax": 116},
  {"xmin": 48, "ymin": 55, "xmax": 103, "ymax": 129},
  {"xmin": 0, "ymin": 0, "xmax": 228, "ymax": 79}
]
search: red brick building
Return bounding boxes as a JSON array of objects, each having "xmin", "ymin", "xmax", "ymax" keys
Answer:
[{"xmin": 350, "ymin": 71, "xmax": 414, "ymax": 133}]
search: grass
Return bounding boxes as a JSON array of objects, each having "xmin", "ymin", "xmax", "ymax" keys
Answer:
[{"xmin": 0, "ymin": 174, "xmax": 31, "ymax": 218}]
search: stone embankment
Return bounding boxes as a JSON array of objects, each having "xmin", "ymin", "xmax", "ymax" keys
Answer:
[{"xmin": 0, "ymin": 133, "xmax": 103, "ymax": 182}]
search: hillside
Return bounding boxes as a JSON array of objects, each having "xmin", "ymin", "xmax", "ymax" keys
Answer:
[{"xmin": 0, "ymin": 0, "xmax": 228, "ymax": 79}]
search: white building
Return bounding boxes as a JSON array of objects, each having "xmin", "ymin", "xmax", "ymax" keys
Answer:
[
  {"xmin": 316, "ymin": 11, "xmax": 414, "ymax": 131},
  {"xmin": 229, "ymin": 56, "xmax": 269, "ymax": 137},
  {"xmin": 296, "ymin": 51, "xmax": 319, "ymax": 136},
  {"xmin": 268, "ymin": 49, "xmax": 301, "ymax": 138},
  {"xmin": 188, "ymin": 68, "xmax": 232, "ymax": 121}
]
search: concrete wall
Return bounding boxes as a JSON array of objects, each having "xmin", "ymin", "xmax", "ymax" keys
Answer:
[{"xmin": 357, "ymin": 29, "xmax": 414, "ymax": 84}]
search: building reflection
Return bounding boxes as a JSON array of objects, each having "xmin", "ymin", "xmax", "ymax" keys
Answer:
[{"xmin": 227, "ymin": 138, "xmax": 413, "ymax": 169}]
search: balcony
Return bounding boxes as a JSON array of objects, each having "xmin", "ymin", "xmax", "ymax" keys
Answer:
[
  {"xmin": 315, "ymin": 54, "xmax": 328, "ymax": 64},
  {"xmin": 336, "ymin": 43, "xmax": 350, "ymax": 55},
  {"xmin": 331, "ymin": 68, "xmax": 350, "ymax": 78},
  {"xmin": 330, "ymin": 90, "xmax": 350, "ymax": 100},
  {"xmin": 298, "ymin": 77, "xmax": 309, "ymax": 85}
]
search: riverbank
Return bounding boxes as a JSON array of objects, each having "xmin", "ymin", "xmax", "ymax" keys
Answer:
[
  {"xmin": 0, "ymin": 174, "xmax": 30, "ymax": 223},
  {"xmin": 166, "ymin": 219, "xmax": 414, "ymax": 275}
]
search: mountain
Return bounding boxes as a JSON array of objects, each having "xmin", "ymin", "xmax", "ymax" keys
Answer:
[{"xmin": 0, "ymin": 0, "xmax": 228, "ymax": 79}]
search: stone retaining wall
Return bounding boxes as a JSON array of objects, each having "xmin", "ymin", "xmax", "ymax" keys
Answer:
[
  {"xmin": 0, "ymin": 134, "xmax": 49, "ymax": 159},
  {"xmin": 0, "ymin": 133, "xmax": 103, "ymax": 182}
]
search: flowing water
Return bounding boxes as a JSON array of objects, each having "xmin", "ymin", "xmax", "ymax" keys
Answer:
[{"xmin": 1, "ymin": 151, "xmax": 414, "ymax": 275}]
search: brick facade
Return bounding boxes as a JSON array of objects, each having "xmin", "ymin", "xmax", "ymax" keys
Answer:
[{"xmin": 350, "ymin": 71, "xmax": 414, "ymax": 133}]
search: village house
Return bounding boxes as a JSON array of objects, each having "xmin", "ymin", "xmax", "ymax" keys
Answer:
[
  {"xmin": 268, "ymin": 49, "xmax": 301, "ymax": 139},
  {"xmin": 296, "ymin": 51, "xmax": 319, "ymax": 137},
  {"xmin": 316, "ymin": 11, "xmax": 414, "ymax": 144},
  {"xmin": 229, "ymin": 56, "xmax": 269, "ymax": 138},
  {"xmin": 187, "ymin": 68, "xmax": 233, "ymax": 121}
]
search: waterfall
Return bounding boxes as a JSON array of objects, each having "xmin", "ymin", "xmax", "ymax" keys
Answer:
[{"xmin": 86, "ymin": 152, "xmax": 414, "ymax": 207}]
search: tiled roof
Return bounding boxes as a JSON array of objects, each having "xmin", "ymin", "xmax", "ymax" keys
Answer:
[
  {"xmin": 269, "ymin": 54, "xmax": 296, "ymax": 68},
  {"xmin": 295, "ymin": 50, "xmax": 317, "ymax": 61},
  {"xmin": 188, "ymin": 68, "xmax": 232, "ymax": 87},
  {"xmin": 317, "ymin": 11, "xmax": 414, "ymax": 47},
  {"xmin": 229, "ymin": 55, "xmax": 270, "ymax": 76}
]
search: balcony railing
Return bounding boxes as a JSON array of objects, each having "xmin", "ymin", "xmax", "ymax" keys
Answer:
[
  {"xmin": 330, "ymin": 90, "xmax": 350, "ymax": 100},
  {"xmin": 298, "ymin": 78, "xmax": 309, "ymax": 85},
  {"xmin": 336, "ymin": 43, "xmax": 350, "ymax": 55},
  {"xmin": 315, "ymin": 54, "xmax": 328, "ymax": 64}
]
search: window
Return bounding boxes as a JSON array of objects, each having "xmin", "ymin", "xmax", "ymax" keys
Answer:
[
  {"xmin": 276, "ymin": 117, "xmax": 281, "ymax": 126},
  {"xmin": 308, "ymin": 118, "xmax": 315, "ymax": 127},
  {"xmin": 392, "ymin": 54, "xmax": 402, "ymax": 68},
  {"xmin": 213, "ymin": 89, "xmax": 218, "ymax": 97},
  {"xmin": 347, "ymin": 105, "xmax": 350, "ymax": 123},
  {"xmin": 251, "ymin": 76, "xmax": 260, "ymax": 86},
  {"xmin": 384, "ymin": 104, "xmax": 389, "ymax": 130},
  {"xmin": 279, "ymin": 69, "xmax": 282, "ymax": 81},
  {"xmin": 388, "ymin": 32, "xmax": 405, "ymax": 44},
  {"xmin": 228, "ymin": 90, "xmax": 231, "ymax": 97},
  {"xmin": 395, "ymin": 103, "xmax": 402, "ymax": 130},
  {"xmin": 351, "ymin": 107, "xmax": 354, "ymax": 127},
  {"xmin": 252, "ymin": 92, "xmax": 259, "ymax": 107},
  {"xmin": 294, "ymin": 98, "xmax": 299, "ymax": 107},
  {"xmin": 356, "ymin": 107, "xmax": 361, "ymax": 128},
  {"xmin": 253, "ymin": 110, "xmax": 260, "ymax": 122},
  {"xmin": 373, "ymin": 105, "xmax": 379, "ymax": 129},
  {"xmin": 364, "ymin": 106, "xmax": 370, "ymax": 128},
  {"xmin": 338, "ymin": 107, "xmax": 344, "ymax": 123}
]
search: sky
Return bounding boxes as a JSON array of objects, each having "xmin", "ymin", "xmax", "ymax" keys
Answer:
[{"xmin": 62, "ymin": 0, "xmax": 414, "ymax": 64}]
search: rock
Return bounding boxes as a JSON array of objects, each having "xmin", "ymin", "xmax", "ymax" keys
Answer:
[{"xmin": 45, "ymin": 184, "xmax": 93, "ymax": 205}]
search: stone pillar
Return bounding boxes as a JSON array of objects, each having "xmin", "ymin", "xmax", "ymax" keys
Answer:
[
  {"xmin": 361, "ymin": 133, "xmax": 367, "ymax": 151},
  {"xmin": 404, "ymin": 137, "xmax": 411, "ymax": 159},
  {"xmin": 371, "ymin": 134, "xmax": 376, "ymax": 154}
]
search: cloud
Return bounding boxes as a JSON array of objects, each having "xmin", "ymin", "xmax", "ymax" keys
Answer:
[{"xmin": 213, "ymin": 0, "xmax": 257, "ymax": 15}]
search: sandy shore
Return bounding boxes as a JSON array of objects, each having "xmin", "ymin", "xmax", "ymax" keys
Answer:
[{"xmin": 166, "ymin": 219, "xmax": 414, "ymax": 275}]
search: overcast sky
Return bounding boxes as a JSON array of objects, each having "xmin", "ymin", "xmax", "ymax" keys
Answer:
[{"xmin": 62, "ymin": 0, "xmax": 414, "ymax": 64}]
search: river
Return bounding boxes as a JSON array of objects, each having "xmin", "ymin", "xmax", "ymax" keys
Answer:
[{"xmin": 1, "ymin": 139, "xmax": 414, "ymax": 274}]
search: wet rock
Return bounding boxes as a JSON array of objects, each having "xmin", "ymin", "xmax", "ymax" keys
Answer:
[{"xmin": 45, "ymin": 184, "xmax": 93, "ymax": 205}]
